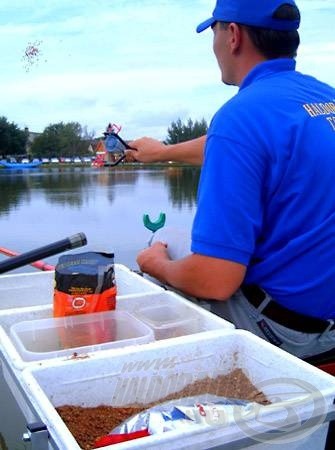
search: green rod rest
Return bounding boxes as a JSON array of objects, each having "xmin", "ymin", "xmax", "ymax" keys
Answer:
[{"xmin": 143, "ymin": 213, "xmax": 166, "ymax": 232}]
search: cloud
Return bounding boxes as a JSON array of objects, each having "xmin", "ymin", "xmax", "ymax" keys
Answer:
[{"xmin": 0, "ymin": 0, "xmax": 334, "ymax": 139}]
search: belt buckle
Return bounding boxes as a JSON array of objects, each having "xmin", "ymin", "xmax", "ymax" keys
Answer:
[{"xmin": 324, "ymin": 319, "xmax": 335, "ymax": 333}]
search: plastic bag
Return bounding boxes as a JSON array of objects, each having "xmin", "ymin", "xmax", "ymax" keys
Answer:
[
  {"xmin": 94, "ymin": 395, "xmax": 256, "ymax": 448},
  {"xmin": 53, "ymin": 252, "xmax": 116, "ymax": 317}
]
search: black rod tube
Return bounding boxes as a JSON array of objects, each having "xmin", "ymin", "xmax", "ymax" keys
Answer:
[{"xmin": 0, "ymin": 232, "xmax": 87, "ymax": 275}]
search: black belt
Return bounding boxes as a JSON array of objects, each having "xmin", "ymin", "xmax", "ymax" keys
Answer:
[{"xmin": 241, "ymin": 285, "xmax": 335, "ymax": 333}]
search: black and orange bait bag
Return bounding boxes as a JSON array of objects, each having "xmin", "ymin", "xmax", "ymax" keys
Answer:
[{"xmin": 53, "ymin": 252, "xmax": 116, "ymax": 318}]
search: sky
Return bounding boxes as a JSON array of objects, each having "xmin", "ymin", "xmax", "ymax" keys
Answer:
[{"xmin": 1, "ymin": 0, "xmax": 334, "ymax": 141}]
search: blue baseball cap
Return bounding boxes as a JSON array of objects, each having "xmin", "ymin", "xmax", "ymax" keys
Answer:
[{"xmin": 196, "ymin": 0, "xmax": 300, "ymax": 33}]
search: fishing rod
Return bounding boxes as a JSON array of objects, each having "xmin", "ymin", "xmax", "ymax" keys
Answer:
[{"xmin": 0, "ymin": 232, "xmax": 87, "ymax": 275}]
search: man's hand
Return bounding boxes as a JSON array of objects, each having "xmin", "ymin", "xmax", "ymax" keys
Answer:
[
  {"xmin": 126, "ymin": 135, "xmax": 206, "ymax": 165},
  {"xmin": 137, "ymin": 241, "xmax": 170, "ymax": 282},
  {"xmin": 126, "ymin": 137, "xmax": 168, "ymax": 163}
]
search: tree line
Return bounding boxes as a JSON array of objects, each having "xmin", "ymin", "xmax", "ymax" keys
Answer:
[{"xmin": 0, "ymin": 116, "xmax": 208, "ymax": 159}]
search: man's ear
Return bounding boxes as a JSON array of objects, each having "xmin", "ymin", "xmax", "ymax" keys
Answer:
[{"xmin": 228, "ymin": 23, "xmax": 242, "ymax": 54}]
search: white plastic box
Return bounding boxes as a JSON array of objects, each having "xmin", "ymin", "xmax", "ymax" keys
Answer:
[
  {"xmin": 135, "ymin": 303, "xmax": 199, "ymax": 339},
  {"xmin": 0, "ymin": 290, "xmax": 235, "ymax": 433},
  {"xmin": 9, "ymin": 310, "xmax": 154, "ymax": 361},
  {"xmin": 0, "ymin": 290, "xmax": 234, "ymax": 370},
  {"xmin": 20, "ymin": 330, "xmax": 335, "ymax": 450},
  {"xmin": 106, "ymin": 290, "xmax": 236, "ymax": 342},
  {"xmin": 0, "ymin": 264, "xmax": 163, "ymax": 310}
]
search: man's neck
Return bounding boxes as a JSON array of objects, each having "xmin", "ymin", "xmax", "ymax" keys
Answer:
[{"xmin": 235, "ymin": 53, "xmax": 267, "ymax": 86}]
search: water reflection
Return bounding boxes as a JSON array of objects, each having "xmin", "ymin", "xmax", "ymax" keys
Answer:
[
  {"xmin": 0, "ymin": 172, "xmax": 31, "ymax": 216},
  {"xmin": 164, "ymin": 166, "xmax": 200, "ymax": 208},
  {"xmin": 0, "ymin": 166, "xmax": 200, "ymax": 213}
]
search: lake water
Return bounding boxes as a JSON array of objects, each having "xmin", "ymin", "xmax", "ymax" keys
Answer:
[{"xmin": 0, "ymin": 165, "xmax": 199, "ymax": 449}]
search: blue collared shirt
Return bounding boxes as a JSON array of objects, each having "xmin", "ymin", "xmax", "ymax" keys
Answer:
[{"xmin": 192, "ymin": 58, "xmax": 335, "ymax": 319}]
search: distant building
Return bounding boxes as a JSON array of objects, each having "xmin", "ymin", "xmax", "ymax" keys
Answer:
[{"xmin": 24, "ymin": 127, "xmax": 41, "ymax": 155}]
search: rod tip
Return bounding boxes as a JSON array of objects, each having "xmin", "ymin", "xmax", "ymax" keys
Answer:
[{"xmin": 69, "ymin": 232, "xmax": 87, "ymax": 249}]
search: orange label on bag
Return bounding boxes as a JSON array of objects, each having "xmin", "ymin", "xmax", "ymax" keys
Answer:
[
  {"xmin": 53, "ymin": 286, "xmax": 117, "ymax": 318},
  {"xmin": 53, "ymin": 252, "xmax": 116, "ymax": 318}
]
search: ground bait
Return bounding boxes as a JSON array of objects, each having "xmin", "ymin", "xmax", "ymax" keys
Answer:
[{"xmin": 56, "ymin": 368, "xmax": 270, "ymax": 450}]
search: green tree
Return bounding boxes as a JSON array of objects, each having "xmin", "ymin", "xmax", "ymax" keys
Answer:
[
  {"xmin": 165, "ymin": 117, "xmax": 208, "ymax": 144},
  {"xmin": 0, "ymin": 116, "xmax": 28, "ymax": 157},
  {"xmin": 30, "ymin": 121, "xmax": 94, "ymax": 158}
]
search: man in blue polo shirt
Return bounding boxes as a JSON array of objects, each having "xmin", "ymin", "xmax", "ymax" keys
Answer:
[{"xmin": 128, "ymin": 0, "xmax": 335, "ymax": 359}]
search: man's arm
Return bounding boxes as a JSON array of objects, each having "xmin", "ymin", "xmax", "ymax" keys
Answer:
[
  {"xmin": 137, "ymin": 242, "xmax": 246, "ymax": 300},
  {"xmin": 126, "ymin": 135, "xmax": 206, "ymax": 165}
]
